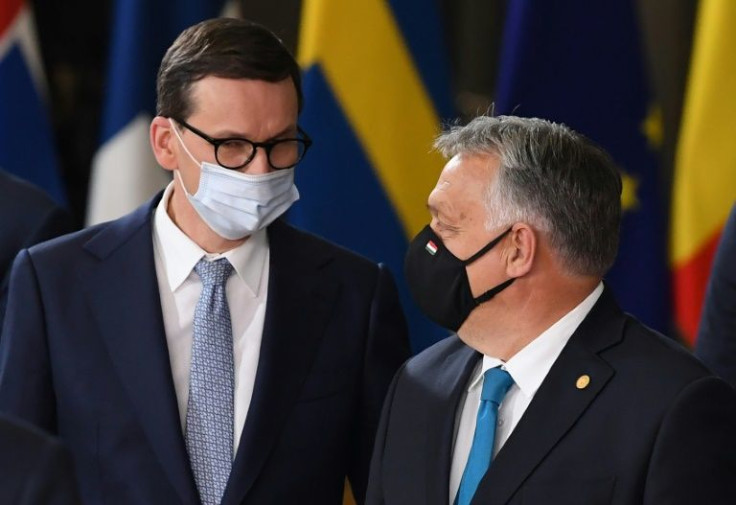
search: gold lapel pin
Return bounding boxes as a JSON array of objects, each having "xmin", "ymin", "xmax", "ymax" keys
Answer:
[{"xmin": 576, "ymin": 374, "xmax": 591, "ymax": 390}]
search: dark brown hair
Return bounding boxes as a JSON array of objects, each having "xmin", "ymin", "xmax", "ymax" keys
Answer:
[{"xmin": 156, "ymin": 18, "xmax": 302, "ymax": 119}]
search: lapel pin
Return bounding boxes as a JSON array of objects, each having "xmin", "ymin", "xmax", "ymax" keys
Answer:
[{"xmin": 576, "ymin": 374, "xmax": 591, "ymax": 390}]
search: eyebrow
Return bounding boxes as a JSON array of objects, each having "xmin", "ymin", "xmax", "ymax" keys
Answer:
[
  {"xmin": 264, "ymin": 125, "xmax": 299, "ymax": 140},
  {"xmin": 209, "ymin": 124, "xmax": 298, "ymax": 141}
]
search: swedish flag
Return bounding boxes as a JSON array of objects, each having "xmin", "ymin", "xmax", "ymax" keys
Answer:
[{"xmin": 292, "ymin": 0, "xmax": 455, "ymax": 353}]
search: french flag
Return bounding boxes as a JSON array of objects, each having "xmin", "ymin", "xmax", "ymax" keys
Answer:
[
  {"xmin": 0, "ymin": 0, "xmax": 66, "ymax": 204},
  {"xmin": 86, "ymin": 0, "xmax": 235, "ymax": 225}
]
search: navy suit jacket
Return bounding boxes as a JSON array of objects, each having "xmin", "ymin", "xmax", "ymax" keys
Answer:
[
  {"xmin": 0, "ymin": 194, "xmax": 410, "ymax": 505},
  {"xmin": 0, "ymin": 414, "xmax": 81, "ymax": 505},
  {"xmin": 696, "ymin": 202, "xmax": 736, "ymax": 387},
  {"xmin": 367, "ymin": 288, "xmax": 736, "ymax": 505},
  {"xmin": 0, "ymin": 169, "xmax": 75, "ymax": 327}
]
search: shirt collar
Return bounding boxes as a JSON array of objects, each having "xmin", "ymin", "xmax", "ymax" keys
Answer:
[
  {"xmin": 468, "ymin": 283, "xmax": 604, "ymax": 398},
  {"xmin": 153, "ymin": 182, "xmax": 269, "ymax": 296}
]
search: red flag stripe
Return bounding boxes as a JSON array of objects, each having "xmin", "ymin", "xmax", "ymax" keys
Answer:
[
  {"xmin": 672, "ymin": 228, "xmax": 723, "ymax": 347},
  {"xmin": 0, "ymin": 0, "xmax": 23, "ymax": 40}
]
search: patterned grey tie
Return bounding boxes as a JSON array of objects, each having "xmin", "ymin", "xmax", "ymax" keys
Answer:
[{"xmin": 186, "ymin": 257, "xmax": 235, "ymax": 505}]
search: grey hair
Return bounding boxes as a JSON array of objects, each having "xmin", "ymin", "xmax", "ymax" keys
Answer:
[{"xmin": 434, "ymin": 115, "xmax": 622, "ymax": 277}]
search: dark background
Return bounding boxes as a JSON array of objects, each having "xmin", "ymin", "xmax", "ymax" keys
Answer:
[{"xmin": 30, "ymin": 0, "xmax": 696, "ymax": 228}]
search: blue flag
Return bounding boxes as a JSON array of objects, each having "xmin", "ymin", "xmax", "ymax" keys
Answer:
[
  {"xmin": 87, "ymin": 0, "xmax": 228, "ymax": 225},
  {"xmin": 495, "ymin": 0, "xmax": 670, "ymax": 333},
  {"xmin": 293, "ymin": 0, "xmax": 455, "ymax": 353},
  {"xmin": 0, "ymin": 2, "xmax": 66, "ymax": 204}
]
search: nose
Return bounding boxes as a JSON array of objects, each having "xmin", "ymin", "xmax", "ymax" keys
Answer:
[{"xmin": 243, "ymin": 147, "xmax": 273, "ymax": 175}]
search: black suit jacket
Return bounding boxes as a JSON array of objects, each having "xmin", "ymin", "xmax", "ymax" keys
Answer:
[
  {"xmin": 696, "ymin": 202, "xmax": 736, "ymax": 386},
  {"xmin": 367, "ymin": 288, "xmax": 736, "ymax": 505},
  {"xmin": 0, "ymin": 169, "xmax": 75, "ymax": 326},
  {"xmin": 0, "ymin": 414, "xmax": 81, "ymax": 505},
  {"xmin": 0, "ymin": 193, "xmax": 410, "ymax": 505}
]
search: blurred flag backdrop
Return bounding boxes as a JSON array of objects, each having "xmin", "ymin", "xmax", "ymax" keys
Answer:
[
  {"xmin": 0, "ymin": 0, "xmax": 66, "ymax": 204},
  {"xmin": 292, "ymin": 0, "xmax": 455, "ymax": 354},
  {"xmin": 86, "ymin": 0, "xmax": 236, "ymax": 225},
  {"xmin": 494, "ymin": 0, "xmax": 671, "ymax": 334},
  {"xmin": 671, "ymin": 0, "xmax": 736, "ymax": 346}
]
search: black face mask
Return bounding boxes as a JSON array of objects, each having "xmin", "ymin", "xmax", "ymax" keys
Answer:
[{"xmin": 405, "ymin": 225, "xmax": 515, "ymax": 331}]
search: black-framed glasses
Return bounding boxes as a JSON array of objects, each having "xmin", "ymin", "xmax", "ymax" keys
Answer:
[{"xmin": 172, "ymin": 117, "xmax": 312, "ymax": 170}]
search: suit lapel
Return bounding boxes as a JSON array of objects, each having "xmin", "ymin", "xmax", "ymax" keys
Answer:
[
  {"xmin": 473, "ymin": 288, "xmax": 624, "ymax": 505},
  {"xmin": 223, "ymin": 221, "xmax": 339, "ymax": 505},
  {"xmin": 82, "ymin": 199, "xmax": 199, "ymax": 505},
  {"xmin": 425, "ymin": 340, "xmax": 480, "ymax": 505}
]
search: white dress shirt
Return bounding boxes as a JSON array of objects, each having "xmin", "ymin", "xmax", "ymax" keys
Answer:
[
  {"xmin": 448, "ymin": 283, "xmax": 603, "ymax": 503},
  {"xmin": 152, "ymin": 182, "xmax": 269, "ymax": 456}
]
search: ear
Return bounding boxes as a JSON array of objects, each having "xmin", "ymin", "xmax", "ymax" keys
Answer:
[
  {"xmin": 150, "ymin": 116, "xmax": 178, "ymax": 172},
  {"xmin": 504, "ymin": 223, "xmax": 536, "ymax": 277}
]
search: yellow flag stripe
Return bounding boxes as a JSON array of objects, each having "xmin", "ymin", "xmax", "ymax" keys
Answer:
[
  {"xmin": 299, "ymin": 0, "xmax": 445, "ymax": 238},
  {"xmin": 671, "ymin": 0, "xmax": 736, "ymax": 264}
]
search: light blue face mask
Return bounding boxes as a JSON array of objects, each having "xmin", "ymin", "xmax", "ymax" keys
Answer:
[{"xmin": 170, "ymin": 119, "xmax": 300, "ymax": 240}]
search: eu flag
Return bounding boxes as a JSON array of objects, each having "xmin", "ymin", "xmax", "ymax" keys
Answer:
[{"xmin": 495, "ymin": 0, "xmax": 670, "ymax": 333}]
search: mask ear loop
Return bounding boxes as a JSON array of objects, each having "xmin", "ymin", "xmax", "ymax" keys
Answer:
[
  {"xmin": 463, "ymin": 226, "xmax": 516, "ymax": 305},
  {"xmin": 168, "ymin": 118, "xmax": 201, "ymax": 197},
  {"xmin": 463, "ymin": 226, "xmax": 513, "ymax": 265},
  {"xmin": 472, "ymin": 278, "xmax": 516, "ymax": 305}
]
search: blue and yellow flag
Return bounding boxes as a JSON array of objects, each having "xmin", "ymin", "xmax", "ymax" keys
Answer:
[
  {"xmin": 292, "ymin": 0, "xmax": 455, "ymax": 353},
  {"xmin": 495, "ymin": 0, "xmax": 670, "ymax": 333}
]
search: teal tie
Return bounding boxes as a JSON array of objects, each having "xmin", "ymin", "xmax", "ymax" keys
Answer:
[{"xmin": 456, "ymin": 367, "xmax": 514, "ymax": 505}]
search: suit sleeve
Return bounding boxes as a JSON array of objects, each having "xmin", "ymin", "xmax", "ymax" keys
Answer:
[
  {"xmin": 364, "ymin": 360, "xmax": 405, "ymax": 505},
  {"xmin": 21, "ymin": 438, "xmax": 82, "ymax": 505},
  {"xmin": 349, "ymin": 264, "xmax": 411, "ymax": 505},
  {"xmin": 0, "ymin": 249, "xmax": 57, "ymax": 432},
  {"xmin": 643, "ymin": 376, "xmax": 736, "ymax": 504},
  {"xmin": 696, "ymin": 203, "xmax": 736, "ymax": 387}
]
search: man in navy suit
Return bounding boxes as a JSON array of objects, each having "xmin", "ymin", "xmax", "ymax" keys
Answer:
[
  {"xmin": 0, "ymin": 18, "xmax": 409, "ymax": 505},
  {"xmin": 696, "ymin": 202, "xmax": 736, "ymax": 386},
  {"xmin": 0, "ymin": 169, "xmax": 75, "ymax": 327},
  {"xmin": 366, "ymin": 116, "xmax": 736, "ymax": 505},
  {"xmin": 0, "ymin": 414, "xmax": 81, "ymax": 504}
]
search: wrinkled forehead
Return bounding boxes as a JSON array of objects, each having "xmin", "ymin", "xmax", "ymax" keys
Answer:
[
  {"xmin": 437, "ymin": 153, "xmax": 497, "ymax": 194},
  {"xmin": 429, "ymin": 153, "xmax": 499, "ymax": 215}
]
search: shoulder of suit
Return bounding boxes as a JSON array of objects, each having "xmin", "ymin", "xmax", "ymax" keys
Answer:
[
  {"xmin": 25, "ymin": 196, "xmax": 155, "ymax": 262},
  {"xmin": 269, "ymin": 219, "xmax": 382, "ymax": 271},
  {"xmin": 601, "ymin": 313, "xmax": 716, "ymax": 392},
  {"xmin": 0, "ymin": 170, "xmax": 68, "ymax": 222},
  {"xmin": 404, "ymin": 335, "xmax": 469, "ymax": 374}
]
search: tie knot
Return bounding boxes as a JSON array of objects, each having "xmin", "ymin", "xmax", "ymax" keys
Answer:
[
  {"xmin": 194, "ymin": 258, "xmax": 234, "ymax": 287},
  {"xmin": 480, "ymin": 367, "xmax": 513, "ymax": 404}
]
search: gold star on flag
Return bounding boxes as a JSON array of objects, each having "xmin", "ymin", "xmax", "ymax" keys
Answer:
[
  {"xmin": 641, "ymin": 104, "xmax": 663, "ymax": 150},
  {"xmin": 620, "ymin": 171, "xmax": 639, "ymax": 212}
]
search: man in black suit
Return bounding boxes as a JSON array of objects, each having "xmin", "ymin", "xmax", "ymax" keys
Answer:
[
  {"xmin": 696, "ymin": 202, "xmax": 736, "ymax": 386},
  {"xmin": 0, "ymin": 18, "xmax": 409, "ymax": 505},
  {"xmin": 0, "ymin": 414, "xmax": 81, "ymax": 504},
  {"xmin": 367, "ymin": 115, "xmax": 736, "ymax": 505},
  {"xmin": 0, "ymin": 169, "xmax": 74, "ymax": 326}
]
